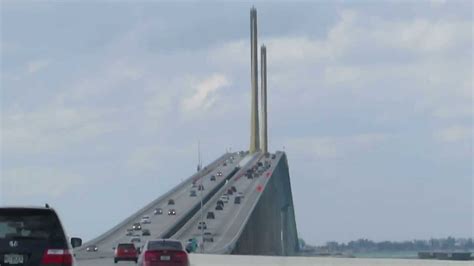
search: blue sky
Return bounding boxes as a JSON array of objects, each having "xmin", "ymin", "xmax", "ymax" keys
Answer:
[{"xmin": 1, "ymin": 0, "xmax": 472, "ymax": 245}]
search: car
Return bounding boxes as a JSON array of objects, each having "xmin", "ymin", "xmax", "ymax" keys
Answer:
[
  {"xmin": 210, "ymin": 175, "xmax": 216, "ymax": 181},
  {"xmin": 231, "ymin": 186, "xmax": 237, "ymax": 193},
  {"xmin": 220, "ymin": 196, "xmax": 229, "ymax": 203},
  {"xmin": 185, "ymin": 238, "xmax": 198, "ymax": 253},
  {"xmin": 131, "ymin": 237, "xmax": 141, "ymax": 244},
  {"xmin": 217, "ymin": 199, "xmax": 225, "ymax": 206},
  {"xmin": 86, "ymin": 244, "xmax": 99, "ymax": 252},
  {"xmin": 141, "ymin": 216, "xmax": 151, "ymax": 224},
  {"xmin": 215, "ymin": 204, "xmax": 223, "ymax": 211},
  {"xmin": 0, "ymin": 206, "xmax": 83, "ymax": 266},
  {"xmin": 217, "ymin": 171, "xmax": 223, "ymax": 177},
  {"xmin": 226, "ymin": 189, "xmax": 234, "ymax": 195},
  {"xmin": 190, "ymin": 190, "xmax": 197, "ymax": 197},
  {"xmin": 142, "ymin": 229, "xmax": 151, "ymax": 236},
  {"xmin": 203, "ymin": 232, "xmax": 214, "ymax": 242},
  {"xmin": 198, "ymin": 184, "xmax": 205, "ymax": 191},
  {"xmin": 168, "ymin": 209, "xmax": 177, "ymax": 215},
  {"xmin": 197, "ymin": 221, "xmax": 207, "ymax": 230},
  {"xmin": 223, "ymin": 162, "xmax": 227, "ymax": 166},
  {"xmin": 132, "ymin": 223, "xmax": 142, "ymax": 231},
  {"xmin": 138, "ymin": 239, "xmax": 189, "ymax": 266},
  {"xmin": 206, "ymin": 211, "xmax": 215, "ymax": 219},
  {"xmin": 154, "ymin": 208, "xmax": 163, "ymax": 215},
  {"xmin": 271, "ymin": 154, "xmax": 276, "ymax": 159},
  {"xmin": 237, "ymin": 192, "xmax": 245, "ymax": 197},
  {"xmin": 114, "ymin": 243, "xmax": 138, "ymax": 263},
  {"xmin": 168, "ymin": 199, "xmax": 175, "ymax": 205},
  {"xmin": 234, "ymin": 196, "xmax": 241, "ymax": 204}
]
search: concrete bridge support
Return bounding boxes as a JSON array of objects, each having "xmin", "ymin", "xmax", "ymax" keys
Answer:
[{"xmin": 232, "ymin": 153, "xmax": 299, "ymax": 255}]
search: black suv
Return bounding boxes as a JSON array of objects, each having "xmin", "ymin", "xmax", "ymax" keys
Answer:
[{"xmin": 0, "ymin": 207, "xmax": 82, "ymax": 266}]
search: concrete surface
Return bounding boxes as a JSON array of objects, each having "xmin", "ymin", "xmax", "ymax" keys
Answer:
[{"xmin": 77, "ymin": 254, "xmax": 473, "ymax": 266}]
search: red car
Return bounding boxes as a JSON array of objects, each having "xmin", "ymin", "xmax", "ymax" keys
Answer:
[
  {"xmin": 114, "ymin": 243, "xmax": 138, "ymax": 263},
  {"xmin": 138, "ymin": 239, "xmax": 189, "ymax": 266}
]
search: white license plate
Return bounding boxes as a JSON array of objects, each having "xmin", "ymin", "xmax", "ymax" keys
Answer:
[
  {"xmin": 4, "ymin": 254, "xmax": 24, "ymax": 264},
  {"xmin": 160, "ymin": 255, "xmax": 170, "ymax": 261}
]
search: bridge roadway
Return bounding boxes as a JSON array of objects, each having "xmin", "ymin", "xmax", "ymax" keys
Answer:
[
  {"xmin": 172, "ymin": 152, "xmax": 282, "ymax": 253},
  {"xmin": 75, "ymin": 152, "xmax": 244, "ymax": 259}
]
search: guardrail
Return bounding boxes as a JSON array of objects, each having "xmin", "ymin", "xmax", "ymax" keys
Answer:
[{"xmin": 75, "ymin": 153, "xmax": 230, "ymax": 252}]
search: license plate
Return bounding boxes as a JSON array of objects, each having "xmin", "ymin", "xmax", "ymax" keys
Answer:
[
  {"xmin": 4, "ymin": 254, "xmax": 24, "ymax": 264},
  {"xmin": 160, "ymin": 255, "xmax": 170, "ymax": 261}
]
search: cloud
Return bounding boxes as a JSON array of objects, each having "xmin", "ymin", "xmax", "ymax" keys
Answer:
[
  {"xmin": 26, "ymin": 59, "xmax": 50, "ymax": 74},
  {"xmin": 434, "ymin": 125, "xmax": 472, "ymax": 143},
  {"xmin": 2, "ymin": 105, "xmax": 119, "ymax": 154},
  {"xmin": 181, "ymin": 74, "xmax": 230, "ymax": 113},
  {"xmin": 287, "ymin": 133, "xmax": 389, "ymax": 159},
  {"xmin": 1, "ymin": 166, "xmax": 85, "ymax": 198}
]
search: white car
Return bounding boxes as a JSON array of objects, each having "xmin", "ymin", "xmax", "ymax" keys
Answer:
[{"xmin": 220, "ymin": 195, "xmax": 229, "ymax": 203}]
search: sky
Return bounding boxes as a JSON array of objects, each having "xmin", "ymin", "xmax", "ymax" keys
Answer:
[{"xmin": 1, "ymin": 0, "xmax": 472, "ymax": 245}]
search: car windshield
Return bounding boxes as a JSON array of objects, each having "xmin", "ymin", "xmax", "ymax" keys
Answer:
[
  {"xmin": 148, "ymin": 240, "xmax": 183, "ymax": 250},
  {"xmin": 118, "ymin": 243, "xmax": 135, "ymax": 249},
  {"xmin": 0, "ymin": 209, "xmax": 66, "ymax": 244}
]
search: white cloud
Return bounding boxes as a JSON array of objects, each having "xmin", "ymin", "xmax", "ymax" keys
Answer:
[
  {"xmin": 434, "ymin": 125, "xmax": 472, "ymax": 143},
  {"xmin": 2, "ymin": 105, "xmax": 118, "ymax": 154},
  {"xmin": 287, "ymin": 133, "xmax": 389, "ymax": 159},
  {"xmin": 1, "ymin": 167, "xmax": 85, "ymax": 198},
  {"xmin": 26, "ymin": 59, "xmax": 50, "ymax": 74},
  {"xmin": 181, "ymin": 74, "xmax": 230, "ymax": 113}
]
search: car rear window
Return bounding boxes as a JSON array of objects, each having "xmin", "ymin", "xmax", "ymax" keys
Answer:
[
  {"xmin": 148, "ymin": 240, "xmax": 183, "ymax": 250},
  {"xmin": 118, "ymin": 243, "xmax": 135, "ymax": 249},
  {"xmin": 0, "ymin": 208, "xmax": 66, "ymax": 245}
]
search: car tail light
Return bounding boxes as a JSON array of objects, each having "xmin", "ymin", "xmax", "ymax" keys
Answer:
[
  {"xmin": 145, "ymin": 250, "xmax": 161, "ymax": 262},
  {"xmin": 173, "ymin": 251, "xmax": 188, "ymax": 263},
  {"xmin": 41, "ymin": 249, "xmax": 73, "ymax": 265}
]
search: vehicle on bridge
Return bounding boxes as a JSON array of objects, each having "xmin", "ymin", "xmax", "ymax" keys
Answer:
[
  {"xmin": 138, "ymin": 239, "xmax": 189, "ymax": 266},
  {"xmin": 168, "ymin": 199, "xmax": 175, "ymax": 205},
  {"xmin": 203, "ymin": 232, "xmax": 214, "ymax": 242},
  {"xmin": 210, "ymin": 175, "xmax": 216, "ymax": 181},
  {"xmin": 132, "ymin": 222, "xmax": 142, "ymax": 230},
  {"xmin": 86, "ymin": 244, "xmax": 98, "ymax": 252},
  {"xmin": 0, "ymin": 206, "xmax": 82, "ymax": 266},
  {"xmin": 168, "ymin": 209, "xmax": 177, "ymax": 215},
  {"xmin": 189, "ymin": 190, "xmax": 197, "ymax": 197},
  {"xmin": 185, "ymin": 238, "xmax": 198, "ymax": 253},
  {"xmin": 142, "ymin": 229, "xmax": 151, "ymax": 236},
  {"xmin": 141, "ymin": 215, "xmax": 151, "ymax": 224},
  {"xmin": 154, "ymin": 208, "xmax": 163, "ymax": 215},
  {"xmin": 114, "ymin": 243, "xmax": 138, "ymax": 264},
  {"xmin": 197, "ymin": 221, "xmax": 207, "ymax": 230},
  {"xmin": 206, "ymin": 211, "xmax": 215, "ymax": 219}
]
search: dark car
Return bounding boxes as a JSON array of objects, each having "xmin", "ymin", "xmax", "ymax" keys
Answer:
[
  {"xmin": 197, "ymin": 221, "xmax": 207, "ymax": 230},
  {"xmin": 210, "ymin": 175, "xmax": 216, "ymax": 181},
  {"xmin": 226, "ymin": 189, "xmax": 233, "ymax": 195},
  {"xmin": 132, "ymin": 223, "xmax": 142, "ymax": 231},
  {"xmin": 0, "ymin": 207, "xmax": 82, "ymax": 266},
  {"xmin": 142, "ymin": 229, "xmax": 151, "ymax": 236},
  {"xmin": 198, "ymin": 184, "xmax": 204, "ymax": 191},
  {"xmin": 231, "ymin": 186, "xmax": 237, "ymax": 193},
  {"xmin": 114, "ymin": 243, "xmax": 138, "ymax": 263},
  {"xmin": 234, "ymin": 196, "xmax": 241, "ymax": 204},
  {"xmin": 216, "ymin": 200, "xmax": 224, "ymax": 206},
  {"xmin": 271, "ymin": 154, "xmax": 276, "ymax": 159},
  {"xmin": 86, "ymin": 244, "xmax": 98, "ymax": 252},
  {"xmin": 138, "ymin": 239, "xmax": 189, "ymax": 266},
  {"xmin": 215, "ymin": 205, "xmax": 223, "ymax": 211},
  {"xmin": 168, "ymin": 209, "xmax": 177, "ymax": 215},
  {"xmin": 154, "ymin": 208, "xmax": 163, "ymax": 215},
  {"xmin": 206, "ymin": 211, "xmax": 215, "ymax": 219},
  {"xmin": 168, "ymin": 199, "xmax": 175, "ymax": 205},
  {"xmin": 189, "ymin": 190, "xmax": 197, "ymax": 197}
]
